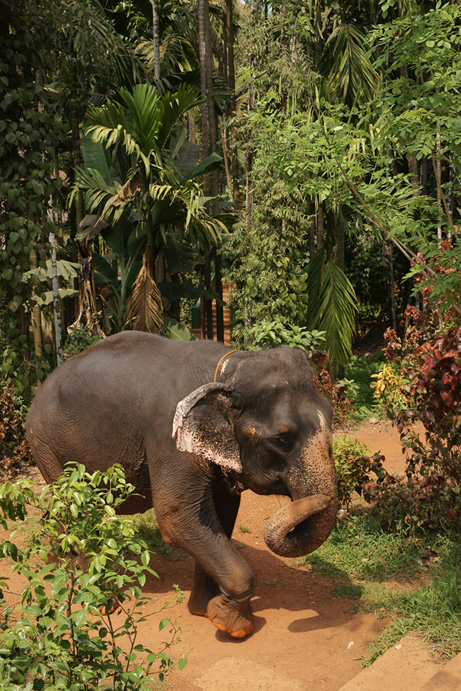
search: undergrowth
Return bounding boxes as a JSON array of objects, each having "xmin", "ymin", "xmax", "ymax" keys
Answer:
[
  {"xmin": 345, "ymin": 353, "xmax": 386, "ymax": 422},
  {"xmin": 299, "ymin": 513, "xmax": 461, "ymax": 663},
  {"xmin": 131, "ymin": 510, "xmax": 182, "ymax": 560}
]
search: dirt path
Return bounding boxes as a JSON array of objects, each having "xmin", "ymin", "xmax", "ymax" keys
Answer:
[
  {"xmin": 122, "ymin": 420, "xmax": 423, "ymax": 690},
  {"xmin": 0, "ymin": 420, "xmax": 441, "ymax": 690}
]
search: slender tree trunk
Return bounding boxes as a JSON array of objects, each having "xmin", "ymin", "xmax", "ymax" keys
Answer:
[
  {"xmin": 71, "ymin": 109, "xmax": 84, "ymax": 230},
  {"xmin": 29, "ymin": 248, "xmax": 43, "ymax": 356},
  {"xmin": 198, "ymin": 0, "xmax": 224, "ymax": 341},
  {"xmin": 388, "ymin": 241, "xmax": 397, "ymax": 331},
  {"xmin": 152, "ymin": 0, "xmax": 161, "ymax": 82},
  {"xmin": 225, "ymin": 0, "xmax": 240, "ymax": 209},
  {"xmin": 198, "ymin": 0, "xmax": 213, "ymax": 339},
  {"xmin": 198, "ymin": 0, "xmax": 209, "ymax": 167},
  {"xmin": 408, "ymin": 155, "xmax": 418, "ymax": 190},
  {"xmin": 435, "ymin": 122, "xmax": 442, "ymax": 240},
  {"xmin": 317, "ymin": 206, "xmax": 325, "ymax": 250},
  {"xmin": 48, "ymin": 225, "xmax": 63, "ymax": 366}
]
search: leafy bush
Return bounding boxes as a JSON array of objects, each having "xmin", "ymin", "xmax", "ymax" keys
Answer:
[
  {"xmin": 63, "ymin": 326, "xmax": 103, "ymax": 360},
  {"xmin": 315, "ymin": 367, "xmax": 356, "ymax": 427},
  {"xmin": 371, "ymin": 363, "xmax": 411, "ymax": 416},
  {"xmin": 364, "ymin": 323, "xmax": 461, "ymax": 533},
  {"xmin": 245, "ymin": 319, "xmax": 326, "ymax": 356},
  {"xmin": 0, "ymin": 464, "xmax": 186, "ymax": 690},
  {"xmin": 345, "ymin": 354, "xmax": 385, "ymax": 414},
  {"xmin": 334, "ymin": 435, "xmax": 370, "ymax": 508}
]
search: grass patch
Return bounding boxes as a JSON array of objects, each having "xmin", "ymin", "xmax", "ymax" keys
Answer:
[
  {"xmin": 299, "ymin": 513, "xmax": 461, "ymax": 661},
  {"xmin": 300, "ymin": 515, "xmax": 424, "ymax": 581},
  {"xmin": 131, "ymin": 509, "xmax": 183, "ymax": 560}
]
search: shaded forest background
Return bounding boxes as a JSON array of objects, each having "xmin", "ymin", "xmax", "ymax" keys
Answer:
[{"xmin": 1, "ymin": 0, "xmax": 460, "ymax": 398}]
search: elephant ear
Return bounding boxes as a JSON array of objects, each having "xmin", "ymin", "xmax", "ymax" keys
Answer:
[{"xmin": 172, "ymin": 383, "xmax": 242, "ymax": 473}]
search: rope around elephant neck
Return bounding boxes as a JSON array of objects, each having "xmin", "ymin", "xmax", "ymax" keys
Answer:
[{"xmin": 213, "ymin": 350, "xmax": 239, "ymax": 382}]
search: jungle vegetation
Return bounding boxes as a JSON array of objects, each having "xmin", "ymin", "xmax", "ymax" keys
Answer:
[
  {"xmin": 1, "ymin": 0, "xmax": 460, "ymax": 675},
  {"xmin": 1, "ymin": 0, "xmax": 460, "ymax": 393}
]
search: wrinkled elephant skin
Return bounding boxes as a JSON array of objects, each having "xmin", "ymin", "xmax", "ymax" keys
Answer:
[{"xmin": 27, "ymin": 332, "xmax": 338, "ymax": 638}]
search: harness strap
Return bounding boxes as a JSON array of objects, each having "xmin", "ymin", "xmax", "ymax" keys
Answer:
[{"xmin": 213, "ymin": 349, "xmax": 239, "ymax": 382}]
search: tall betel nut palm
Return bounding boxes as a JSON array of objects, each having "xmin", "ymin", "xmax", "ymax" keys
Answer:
[{"xmin": 75, "ymin": 83, "xmax": 226, "ymax": 333}]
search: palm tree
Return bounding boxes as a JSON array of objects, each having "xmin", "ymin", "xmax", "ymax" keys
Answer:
[{"xmin": 72, "ymin": 83, "xmax": 227, "ymax": 333}]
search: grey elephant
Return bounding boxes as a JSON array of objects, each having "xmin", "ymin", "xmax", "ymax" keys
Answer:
[{"xmin": 26, "ymin": 331, "xmax": 338, "ymax": 638}]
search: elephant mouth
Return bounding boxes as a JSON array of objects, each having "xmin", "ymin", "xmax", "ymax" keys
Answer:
[{"xmin": 263, "ymin": 494, "xmax": 336, "ymax": 558}]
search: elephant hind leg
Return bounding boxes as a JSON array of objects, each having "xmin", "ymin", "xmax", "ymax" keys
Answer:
[
  {"xmin": 27, "ymin": 429, "xmax": 64, "ymax": 484},
  {"xmin": 188, "ymin": 564, "xmax": 220, "ymax": 617}
]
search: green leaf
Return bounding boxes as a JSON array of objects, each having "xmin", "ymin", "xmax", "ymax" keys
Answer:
[{"xmin": 162, "ymin": 316, "xmax": 196, "ymax": 341}]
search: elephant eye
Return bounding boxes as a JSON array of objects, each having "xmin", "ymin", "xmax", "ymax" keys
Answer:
[{"xmin": 271, "ymin": 433, "xmax": 293, "ymax": 453}]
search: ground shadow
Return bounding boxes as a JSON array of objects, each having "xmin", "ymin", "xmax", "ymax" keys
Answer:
[{"xmin": 140, "ymin": 534, "xmax": 366, "ymax": 639}]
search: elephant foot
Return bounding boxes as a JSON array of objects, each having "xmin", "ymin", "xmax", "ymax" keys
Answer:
[
  {"xmin": 188, "ymin": 564, "xmax": 221, "ymax": 617},
  {"xmin": 206, "ymin": 594, "xmax": 254, "ymax": 639},
  {"xmin": 188, "ymin": 593, "xmax": 210, "ymax": 617},
  {"xmin": 98, "ymin": 597, "xmax": 120, "ymax": 615}
]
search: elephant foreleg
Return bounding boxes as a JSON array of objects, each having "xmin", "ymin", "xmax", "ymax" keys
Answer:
[
  {"xmin": 156, "ymin": 479, "xmax": 253, "ymax": 637},
  {"xmin": 188, "ymin": 489, "xmax": 241, "ymax": 618}
]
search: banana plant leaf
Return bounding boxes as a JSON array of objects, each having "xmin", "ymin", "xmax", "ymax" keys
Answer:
[
  {"xmin": 23, "ymin": 260, "xmax": 80, "ymax": 284},
  {"xmin": 162, "ymin": 316, "xmax": 196, "ymax": 341},
  {"xmin": 163, "ymin": 236, "xmax": 197, "ymax": 275},
  {"xmin": 30, "ymin": 288, "xmax": 79, "ymax": 306}
]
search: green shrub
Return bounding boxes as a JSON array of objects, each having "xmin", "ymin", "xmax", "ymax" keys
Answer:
[
  {"xmin": 371, "ymin": 363, "xmax": 411, "ymax": 416},
  {"xmin": 334, "ymin": 435, "xmax": 370, "ymax": 508},
  {"xmin": 0, "ymin": 464, "xmax": 186, "ymax": 690},
  {"xmin": 364, "ymin": 325, "xmax": 461, "ymax": 533},
  {"xmin": 245, "ymin": 320, "xmax": 326, "ymax": 357},
  {"xmin": 63, "ymin": 326, "xmax": 103, "ymax": 360}
]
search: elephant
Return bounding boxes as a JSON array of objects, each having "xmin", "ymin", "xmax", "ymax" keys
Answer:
[{"xmin": 26, "ymin": 331, "xmax": 338, "ymax": 638}]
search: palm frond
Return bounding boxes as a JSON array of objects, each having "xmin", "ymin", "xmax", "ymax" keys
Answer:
[
  {"xmin": 126, "ymin": 260, "xmax": 164, "ymax": 333},
  {"xmin": 316, "ymin": 258, "xmax": 357, "ymax": 367},
  {"xmin": 156, "ymin": 84, "xmax": 202, "ymax": 151},
  {"xmin": 307, "ymin": 253, "xmax": 356, "ymax": 366},
  {"xmin": 320, "ymin": 24, "xmax": 379, "ymax": 107}
]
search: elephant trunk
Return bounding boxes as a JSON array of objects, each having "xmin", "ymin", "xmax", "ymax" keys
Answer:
[
  {"xmin": 264, "ymin": 421, "xmax": 338, "ymax": 558},
  {"xmin": 263, "ymin": 493, "xmax": 337, "ymax": 558}
]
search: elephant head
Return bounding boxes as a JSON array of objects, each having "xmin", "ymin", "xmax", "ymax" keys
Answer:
[{"xmin": 173, "ymin": 347, "xmax": 338, "ymax": 558}]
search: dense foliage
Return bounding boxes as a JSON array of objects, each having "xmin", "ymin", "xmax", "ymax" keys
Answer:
[
  {"xmin": 0, "ymin": 464, "xmax": 186, "ymax": 689},
  {"xmin": 366, "ymin": 318, "xmax": 461, "ymax": 532}
]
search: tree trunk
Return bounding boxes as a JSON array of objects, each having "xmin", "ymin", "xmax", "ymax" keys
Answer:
[
  {"xmin": 225, "ymin": 0, "xmax": 240, "ymax": 210},
  {"xmin": 198, "ymin": 0, "xmax": 209, "ymax": 167},
  {"xmin": 49, "ymin": 230, "xmax": 63, "ymax": 365},
  {"xmin": 317, "ymin": 206, "xmax": 325, "ymax": 250},
  {"xmin": 71, "ymin": 109, "xmax": 84, "ymax": 231},
  {"xmin": 152, "ymin": 0, "xmax": 161, "ymax": 82},
  {"xmin": 198, "ymin": 0, "xmax": 224, "ymax": 341},
  {"xmin": 408, "ymin": 154, "xmax": 419, "ymax": 191},
  {"xmin": 29, "ymin": 248, "xmax": 43, "ymax": 357}
]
